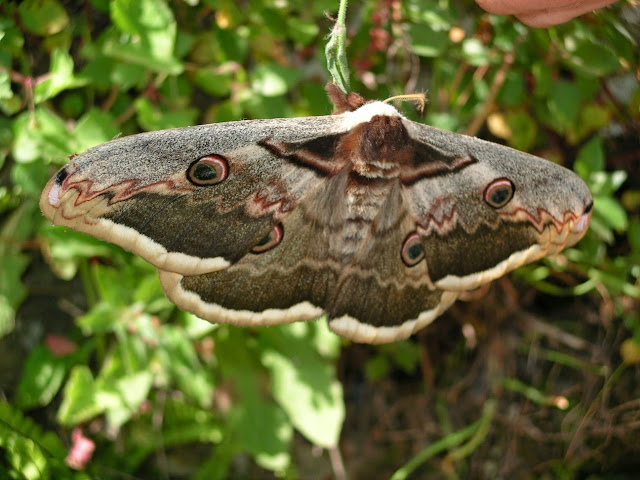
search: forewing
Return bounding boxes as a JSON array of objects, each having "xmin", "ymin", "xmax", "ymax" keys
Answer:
[
  {"xmin": 401, "ymin": 119, "xmax": 593, "ymax": 291},
  {"xmin": 40, "ymin": 115, "xmax": 349, "ymax": 276}
]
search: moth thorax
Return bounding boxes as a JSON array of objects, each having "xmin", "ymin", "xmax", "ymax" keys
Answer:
[
  {"xmin": 349, "ymin": 114, "xmax": 415, "ymax": 178},
  {"xmin": 351, "ymin": 157, "xmax": 401, "ymax": 178}
]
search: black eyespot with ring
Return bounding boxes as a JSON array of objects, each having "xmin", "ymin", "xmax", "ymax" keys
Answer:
[
  {"xmin": 401, "ymin": 232, "xmax": 425, "ymax": 267},
  {"xmin": 484, "ymin": 178, "xmax": 515, "ymax": 209},
  {"xmin": 187, "ymin": 154, "xmax": 229, "ymax": 185},
  {"xmin": 252, "ymin": 224, "xmax": 284, "ymax": 253}
]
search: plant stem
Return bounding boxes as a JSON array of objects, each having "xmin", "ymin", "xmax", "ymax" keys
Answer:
[
  {"xmin": 325, "ymin": 0, "xmax": 350, "ymax": 93},
  {"xmin": 390, "ymin": 399, "xmax": 497, "ymax": 480}
]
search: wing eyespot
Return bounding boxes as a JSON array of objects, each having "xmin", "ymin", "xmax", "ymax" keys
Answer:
[
  {"xmin": 54, "ymin": 167, "xmax": 69, "ymax": 185},
  {"xmin": 401, "ymin": 232, "xmax": 425, "ymax": 267},
  {"xmin": 484, "ymin": 178, "xmax": 515, "ymax": 209},
  {"xmin": 187, "ymin": 155, "xmax": 229, "ymax": 185},
  {"xmin": 251, "ymin": 224, "xmax": 284, "ymax": 253}
]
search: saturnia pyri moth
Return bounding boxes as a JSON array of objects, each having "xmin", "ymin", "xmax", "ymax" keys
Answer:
[{"xmin": 40, "ymin": 85, "xmax": 592, "ymax": 343}]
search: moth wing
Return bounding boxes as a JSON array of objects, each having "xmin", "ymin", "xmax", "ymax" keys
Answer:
[
  {"xmin": 40, "ymin": 115, "xmax": 350, "ymax": 276},
  {"xmin": 160, "ymin": 171, "xmax": 459, "ymax": 344},
  {"xmin": 400, "ymin": 119, "xmax": 592, "ymax": 291}
]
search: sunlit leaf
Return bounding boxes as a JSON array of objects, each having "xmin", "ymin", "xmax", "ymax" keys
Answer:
[
  {"xmin": 57, "ymin": 366, "xmax": 103, "ymax": 426},
  {"xmin": 18, "ymin": 0, "xmax": 69, "ymax": 36}
]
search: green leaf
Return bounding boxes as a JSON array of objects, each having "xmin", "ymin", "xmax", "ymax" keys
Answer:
[
  {"xmin": 193, "ymin": 68, "xmax": 233, "ymax": 97},
  {"xmin": 181, "ymin": 313, "xmax": 218, "ymax": 339},
  {"xmin": 574, "ymin": 136, "xmax": 605, "ymax": 179},
  {"xmin": 159, "ymin": 326, "xmax": 214, "ymax": 408},
  {"xmin": 593, "ymin": 195, "xmax": 628, "ymax": 232},
  {"xmin": 0, "ymin": 202, "xmax": 38, "ymax": 337},
  {"xmin": 461, "ymin": 38, "xmax": 490, "ymax": 67},
  {"xmin": 0, "ymin": 296, "xmax": 16, "ymax": 338},
  {"xmin": 217, "ymin": 329, "xmax": 292, "ymax": 472},
  {"xmin": 135, "ymin": 97, "xmax": 198, "ymax": 131},
  {"xmin": 576, "ymin": 104, "xmax": 611, "ymax": 140},
  {"xmin": 18, "ymin": 0, "xmax": 69, "ymax": 36},
  {"xmin": 405, "ymin": 1, "xmax": 452, "ymax": 29},
  {"xmin": 34, "ymin": 50, "xmax": 88, "ymax": 104},
  {"xmin": 42, "ymin": 227, "xmax": 118, "ymax": 281},
  {"xmin": 250, "ymin": 63, "xmax": 302, "ymax": 97},
  {"xmin": 497, "ymin": 71, "xmax": 526, "ymax": 107},
  {"xmin": 0, "ymin": 399, "xmax": 69, "ymax": 477},
  {"xmin": 107, "ymin": 0, "xmax": 182, "ymax": 74},
  {"xmin": 564, "ymin": 37, "xmax": 621, "ymax": 76},
  {"xmin": 589, "ymin": 170, "xmax": 628, "ymax": 196},
  {"xmin": 488, "ymin": 110, "xmax": 537, "ymax": 151},
  {"xmin": 589, "ymin": 267, "xmax": 640, "ymax": 298},
  {"xmin": 249, "ymin": 8, "xmax": 285, "ymax": 36},
  {"xmin": 16, "ymin": 346, "xmax": 69, "ymax": 409},
  {"xmin": 287, "ymin": 16, "xmax": 320, "ymax": 45},
  {"xmin": 214, "ymin": 27, "xmax": 249, "ymax": 63},
  {"xmin": 407, "ymin": 23, "xmax": 449, "ymax": 58},
  {"xmin": 76, "ymin": 302, "xmax": 118, "ymax": 334},
  {"xmin": 260, "ymin": 324, "xmax": 345, "ymax": 448},
  {"xmin": 102, "ymin": 371, "xmax": 153, "ymax": 430},
  {"xmin": 532, "ymin": 61, "xmax": 552, "ymax": 98},
  {"xmin": 0, "ymin": 70, "xmax": 13, "ymax": 99},
  {"xmin": 80, "ymin": 52, "xmax": 146, "ymax": 90},
  {"xmin": 547, "ymin": 80, "xmax": 582, "ymax": 130},
  {"xmin": 364, "ymin": 354, "xmax": 390, "ymax": 380},
  {"xmin": 11, "ymin": 108, "xmax": 73, "ymax": 164},
  {"xmin": 12, "ymin": 160, "xmax": 51, "ymax": 195},
  {"xmin": 72, "ymin": 108, "xmax": 119, "ymax": 152},
  {"xmin": 57, "ymin": 366, "xmax": 104, "ymax": 426}
]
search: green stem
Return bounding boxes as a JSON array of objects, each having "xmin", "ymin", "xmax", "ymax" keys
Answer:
[
  {"xmin": 390, "ymin": 400, "xmax": 497, "ymax": 480},
  {"xmin": 325, "ymin": 0, "xmax": 350, "ymax": 93}
]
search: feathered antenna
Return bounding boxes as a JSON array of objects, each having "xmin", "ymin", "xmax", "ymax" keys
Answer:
[{"xmin": 383, "ymin": 93, "xmax": 427, "ymax": 114}]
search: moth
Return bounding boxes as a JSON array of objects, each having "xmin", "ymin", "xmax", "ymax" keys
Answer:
[{"xmin": 40, "ymin": 85, "xmax": 593, "ymax": 344}]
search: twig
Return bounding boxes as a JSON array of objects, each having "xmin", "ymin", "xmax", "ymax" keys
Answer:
[
  {"xmin": 464, "ymin": 35, "xmax": 525, "ymax": 136},
  {"xmin": 565, "ymin": 362, "xmax": 628, "ymax": 460},
  {"xmin": 520, "ymin": 313, "xmax": 590, "ymax": 351},
  {"xmin": 328, "ymin": 445, "xmax": 348, "ymax": 480}
]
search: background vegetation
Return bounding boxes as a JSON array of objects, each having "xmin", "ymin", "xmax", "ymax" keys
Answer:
[{"xmin": 0, "ymin": 0, "xmax": 638, "ymax": 478}]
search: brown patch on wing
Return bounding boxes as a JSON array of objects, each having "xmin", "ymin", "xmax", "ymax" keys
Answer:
[
  {"xmin": 328, "ymin": 274, "xmax": 445, "ymax": 327},
  {"xmin": 423, "ymin": 221, "xmax": 538, "ymax": 282},
  {"xmin": 179, "ymin": 264, "xmax": 338, "ymax": 313},
  {"xmin": 259, "ymin": 134, "xmax": 349, "ymax": 176},
  {"xmin": 400, "ymin": 144, "xmax": 477, "ymax": 184},
  {"xmin": 102, "ymin": 192, "xmax": 276, "ymax": 263}
]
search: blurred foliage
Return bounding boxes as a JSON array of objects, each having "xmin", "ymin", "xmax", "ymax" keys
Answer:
[{"xmin": 0, "ymin": 0, "xmax": 638, "ymax": 478}]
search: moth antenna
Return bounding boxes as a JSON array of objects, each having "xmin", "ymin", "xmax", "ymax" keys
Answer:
[
  {"xmin": 325, "ymin": 82, "xmax": 366, "ymax": 114},
  {"xmin": 383, "ymin": 93, "xmax": 427, "ymax": 114}
]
